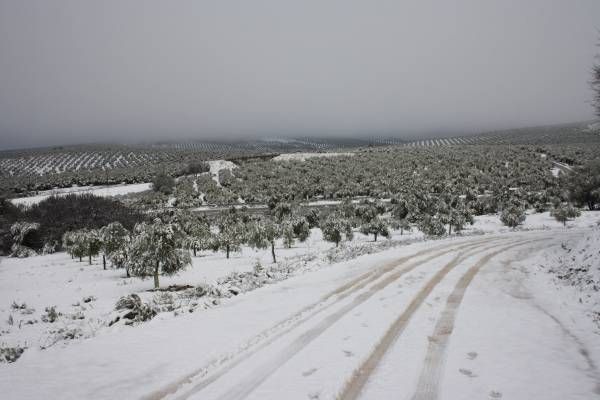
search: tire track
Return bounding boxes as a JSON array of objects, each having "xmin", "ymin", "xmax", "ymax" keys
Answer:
[
  {"xmin": 207, "ymin": 240, "xmax": 507, "ymax": 400},
  {"xmin": 145, "ymin": 238, "xmax": 499, "ymax": 400},
  {"xmin": 337, "ymin": 239, "xmax": 535, "ymax": 400},
  {"xmin": 409, "ymin": 239, "xmax": 543, "ymax": 400}
]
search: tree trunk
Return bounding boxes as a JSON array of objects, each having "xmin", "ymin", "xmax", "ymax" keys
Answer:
[
  {"xmin": 271, "ymin": 241, "xmax": 276, "ymax": 263},
  {"xmin": 154, "ymin": 260, "xmax": 160, "ymax": 289},
  {"xmin": 448, "ymin": 225, "xmax": 452, "ymax": 235},
  {"xmin": 374, "ymin": 232, "xmax": 378, "ymax": 242},
  {"xmin": 88, "ymin": 253, "xmax": 92, "ymax": 265},
  {"xmin": 193, "ymin": 245, "xmax": 197, "ymax": 257},
  {"xmin": 226, "ymin": 244, "xmax": 230, "ymax": 259},
  {"xmin": 400, "ymin": 227, "xmax": 404, "ymax": 236},
  {"xmin": 125, "ymin": 254, "xmax": 130, "ymax": 278},
  {"xmin": 103, "ymin": 255, "xmax": 106, "ymax": 270},
  {"xmin": 79, "ymin": 256, "xmax": 82, "ymax": 262},
  {"xmin": 335, "ymin": 239, "xmax": 339, "ymax": 247}
]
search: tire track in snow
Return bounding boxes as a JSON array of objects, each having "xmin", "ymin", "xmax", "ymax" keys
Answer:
[
  {"xmin": 204, "ymin": 240, "xmax": 510, "ymax": 400},
  {"xmin": 336, "ymin": 239, "xmax": 533, "ymax": 400},
  {"xmin": 149, "ymin": 238, "xmax": 504, "ymax": 400},
  {"xmin": 409, "ymin": 239, "xmax": 543, "ymax": 400},
  {"xmin": 145, "ymin": 238, "xmax": 495, "ymax": 400}
]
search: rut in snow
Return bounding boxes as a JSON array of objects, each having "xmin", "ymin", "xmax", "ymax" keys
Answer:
[
  {"xmin": 337, "ymin": 239, "xmax": 540, "ymax": 400},
  {"xmin": 146, "ymin": 238, "xmax": 501, "ymax": 400}
]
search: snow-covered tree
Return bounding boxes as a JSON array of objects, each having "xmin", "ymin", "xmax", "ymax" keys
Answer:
[
  {"xmin": 247, "ymin": 218, "xmax": 281, "ymax": 263},
  {"xmin": 126, "ymin": 218, "xmax": 191, "ymax": 289},
  {"xmin": 360, "ymin": 216, "xmax": 390, "ymax": 242},
  {"xmin": 99, "ymin": 222, "xmax": 130, "ymax": 271},
  {"xmin": 213, "ymin": 220, "xmax": 246, "ymax": 259},
  {"xmin": 551, "ymin": 203, "xmax": 581, "ymax": 226},
  {"xmin": 9, "ymin": 222, "xmax": 40, "ymax": 257},
  {"xmin": 500, "ymin": 205, "xmax": 526, "ymax": 228},
  {"xmin": 321, "ymin": 213, "xmax": 354, "ymax": 247},
  {"xmin": 83, "ymin": 229, "xmax": 103, "ymax": 265},
  {"xmin": 63, "ymin": 230, "xmax": 85, "ymax": 261},
  {"xmin": 418, "ymin": 215, "xmax": 446, "ymax": 237}
]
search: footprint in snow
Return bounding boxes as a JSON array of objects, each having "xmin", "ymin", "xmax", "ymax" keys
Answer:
[
  {"xmin": 467, "ymin": 351, "xmax": 478, "ymax": 360},
  {"xmin": 489, "ymin": 390, "xmax": 503, "ymax": 399},
  {"xmin": 343, "ymin": 336, "xmax": 351, "ymax": 341},
  {"xmin": 459, "ymin": 368, "xmax": 477, "ymax": 378},
  {"xmin": 302, "ymin": 368, "xmax": 318, "ymax": 377},
  {"xmin": 361, "ymin": 322, "xmax": 369, "ymax": 328},
  {"xmin": 307, "ymin": 390, "xmax": 321, "ymax": 399},
  {"xmin": 343, "ymin": 350, "xmax": 354, "ymax": 357}
]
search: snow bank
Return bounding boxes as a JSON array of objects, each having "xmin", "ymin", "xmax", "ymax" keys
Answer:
[{"xmin": 536, "ymin": 225, "xmax": 600, "ymax": 327}]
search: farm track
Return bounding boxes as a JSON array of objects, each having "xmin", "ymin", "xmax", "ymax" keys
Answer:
[
  {"xmin": 336, "ymin": 239, "xmax": 537, "ymax": 400},
  {"xmin": 148, "ymin": 236, "xmax": 509, "ymax": 400},
  {"xmin": 407, "ymin": 239, "xmax": 544, "ymax": 400}
]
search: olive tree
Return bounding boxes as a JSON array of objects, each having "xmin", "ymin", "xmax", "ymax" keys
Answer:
[{"xmin": 126, "ymin": 218, "xmax": 191, "ymax": 289}]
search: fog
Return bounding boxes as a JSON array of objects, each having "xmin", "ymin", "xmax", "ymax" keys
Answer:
[{"xmin": 0, "ymin": 0, "xmax": 599, "ymax": 150}]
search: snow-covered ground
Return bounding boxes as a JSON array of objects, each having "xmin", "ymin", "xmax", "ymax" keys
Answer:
[
  {"xmin": 1, "ymin": 211, "xmax": 599, "ymax": 399},
  {"xmin": 10, "ymin": 183, "xmax": 152, "ymax": 207},
  {"xmin": 272, "ymin": 152, "xmax": 354, "ymax": 162},
  {"xmin": 207, "ymin": 160, "xmax": 237, "ymax": 186}
]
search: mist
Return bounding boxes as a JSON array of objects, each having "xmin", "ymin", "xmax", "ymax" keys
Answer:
[{"xmin": 1, "ymin": 0, "xmax": 599, "ymax": 150}]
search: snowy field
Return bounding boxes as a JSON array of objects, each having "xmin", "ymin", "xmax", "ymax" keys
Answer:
[
  {"xmin": 0, "ymin": 211, "xmax": 599, "ymax": 399},
  {"xmin": 9, "ymin": 183, "xmax": 153, "ymax": 207},
  {"xmin": 272, "ymin": 152, "xmax": 355, "ymax": 162}
]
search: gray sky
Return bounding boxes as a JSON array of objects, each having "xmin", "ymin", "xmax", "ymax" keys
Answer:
[{"xmin": 1, "ymin": 0, "xmax": 599, "ymax": 149}]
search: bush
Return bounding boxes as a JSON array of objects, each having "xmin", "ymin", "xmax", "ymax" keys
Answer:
[
  {"xmin": 14, "ymin": 194, "xmax": 143, "ymax": 252},
  {"xmin": 0, "ymin": 346, "xmax": 25, "ymax": 363},
  {"xmin": 152, "ymin": 173, "xmax": 176, "ymax": 195},
  {"xmin": 182, "ymin": 161, "xmax": 209, "ymax": 175},
  {"xmin": 500, "ymin": 206, "xmax": 526, "ymax": 228}
]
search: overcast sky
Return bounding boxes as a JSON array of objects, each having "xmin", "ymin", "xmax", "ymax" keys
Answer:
[{"xmin": 1, "ymin": 1, "xmax": 599, "ymax": 149}]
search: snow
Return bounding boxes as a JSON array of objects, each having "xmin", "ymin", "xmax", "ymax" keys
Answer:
[
  {"xmin": 272, "ymin": 152, "xmax": 354, "ymax": 162},
  {"xmin": 207, "ymin": 160, "xmax": 237, "ymax": 187},
  {"xmin": 1, "ymin": 213, "xmax": 599, "ymax": 399},
  {"xmin": 10, "ymin": 183, "xmax": 152, "ymax": 207}
]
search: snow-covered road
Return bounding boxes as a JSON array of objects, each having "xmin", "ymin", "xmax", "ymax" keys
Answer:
[{"xmin": 2, "ymin": 230, "xmax": 599, "ymax": 400}]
